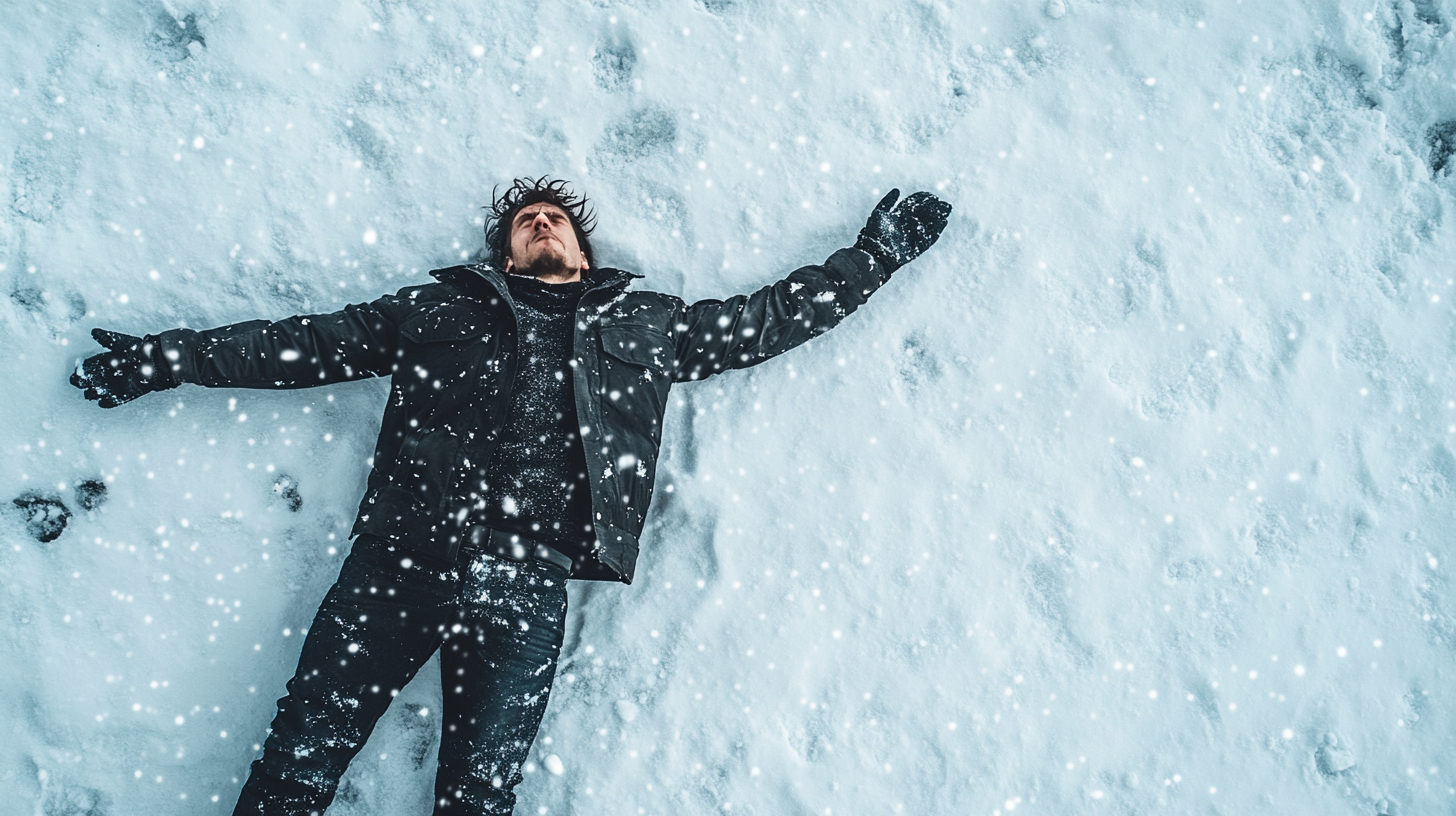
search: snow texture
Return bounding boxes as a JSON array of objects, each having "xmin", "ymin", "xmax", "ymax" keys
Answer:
[{"xmin": 3, "ymin": 1, "xmax": 1456, "ymax": 814}]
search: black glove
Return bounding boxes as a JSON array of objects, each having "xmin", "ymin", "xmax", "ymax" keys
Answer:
[
  {"xmin": 71, "ymin": 328, "xmax": 177, "ymax": 408},
  {"xmin": 854, "ymin": 188, "xmax": 953, "ymax": 275}
]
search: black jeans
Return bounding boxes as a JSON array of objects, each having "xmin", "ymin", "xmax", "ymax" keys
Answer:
[{"xmin": 232, "ymin": 534, "xmax": 568, "ymax": 815}]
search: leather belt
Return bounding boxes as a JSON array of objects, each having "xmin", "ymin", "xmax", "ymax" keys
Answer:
[{"xmin": 467, "ymin": 525, "xmax": 573, "ymax": 573}]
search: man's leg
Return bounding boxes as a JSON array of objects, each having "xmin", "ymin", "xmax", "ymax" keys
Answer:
[
  {"xmin": 234, "ymin": 536, "xmax": 458, "ymax": 815},
  {"xmin": 433, "ymin": 555, "xmax": 569, "ymax": 815}
]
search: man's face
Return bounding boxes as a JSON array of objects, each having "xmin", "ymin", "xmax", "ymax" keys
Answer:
[{"xmin": 504, "ymin": 202, "xmax": 589, "ymax": 283}]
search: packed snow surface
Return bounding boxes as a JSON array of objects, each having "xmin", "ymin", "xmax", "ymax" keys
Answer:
[{"xmin": 4, "ymin": 1, "xmax": 1456, "ymax": 814}]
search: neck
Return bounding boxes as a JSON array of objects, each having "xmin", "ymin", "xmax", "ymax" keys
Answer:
[{"xmin": 532, "ymin": 269, "xmax": 582, "ymax": 285}]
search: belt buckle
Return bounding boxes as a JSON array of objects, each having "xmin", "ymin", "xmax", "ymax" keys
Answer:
[
  {"xmin": 476, "ymin": 526, "xmax": 571, "ymax": 572},
  {"xmin": 484, "ymin": 527, "xmax": 529, "ymax": 562}
]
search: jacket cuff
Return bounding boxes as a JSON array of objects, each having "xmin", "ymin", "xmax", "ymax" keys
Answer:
[
  {"xmin": 153, "ymin": 319, "xmax": 273, "ymax": 387},
  {"xmin": 153, "ymin": 328, "xmax": 202, "ymax": 386},
  {"xmin": 834, "ymin": 246, "xmax": 890, "ymax": 296}
]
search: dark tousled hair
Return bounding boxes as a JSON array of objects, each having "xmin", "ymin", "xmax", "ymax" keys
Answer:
[{"xmin": 484, "ymin": 177, "xmax": 597, "ymax": 270}]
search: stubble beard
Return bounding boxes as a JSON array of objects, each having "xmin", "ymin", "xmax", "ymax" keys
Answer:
[
  {"xmin": 507, "ymin": 237, "xmax": 583, "ymax": 282},
  {"xmin": 511, "ymin": 252, "xmax": 573, "ymax": 280}
]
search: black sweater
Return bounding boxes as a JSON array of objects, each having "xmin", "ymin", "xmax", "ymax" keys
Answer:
[{"xmin": 474, "ymin": 273, "xmax": 593, "ymax": 554}]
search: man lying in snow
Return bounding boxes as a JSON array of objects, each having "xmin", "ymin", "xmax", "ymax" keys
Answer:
[{"xmin": 70, "ymin": 177, "xmax": 951, "ymax": 815}]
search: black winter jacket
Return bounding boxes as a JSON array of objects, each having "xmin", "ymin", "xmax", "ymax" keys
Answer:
[{"xmin": 154, "ymin": 247, "xmax": 883, "ymax": 583}]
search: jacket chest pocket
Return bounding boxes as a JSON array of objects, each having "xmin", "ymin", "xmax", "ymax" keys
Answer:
[
  {"xmin": 398, "ymin": 305, "xmax": 496, "ymax": 395},
  {"xmin": 597, "ymin": 325, "xmax": 674, "ymax": 440}
]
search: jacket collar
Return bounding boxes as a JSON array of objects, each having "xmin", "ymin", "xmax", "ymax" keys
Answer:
[{"xmin": 438, "ymin": 263, "xmax": 639, "ymax": 301}]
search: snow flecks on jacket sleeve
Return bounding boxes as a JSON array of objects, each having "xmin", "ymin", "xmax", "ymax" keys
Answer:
[
  {"xmin": 154, "ymin": 290, "xmax": 412, "ymax": 389},
  {"xmin": 672, "ymin": 247, "xmax": 881, "ymax": 383}
]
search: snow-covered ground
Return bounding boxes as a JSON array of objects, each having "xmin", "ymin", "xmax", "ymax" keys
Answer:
[{"xmin": 4, "ymin": 1, "xmax": 1456, "ymax": 813}]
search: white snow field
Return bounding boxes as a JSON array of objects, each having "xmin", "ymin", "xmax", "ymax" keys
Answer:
[{"xmin": 4, "ymin": 0, "xmax": 1456, "ymax": 813}]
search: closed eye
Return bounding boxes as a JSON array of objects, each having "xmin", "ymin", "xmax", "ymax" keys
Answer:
[{"xmin": 515, "ymin": 210, "xmax": 570, "ymax": 227}]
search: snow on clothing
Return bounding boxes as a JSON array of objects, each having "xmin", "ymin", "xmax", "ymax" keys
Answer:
[
  {"xmin": 151, "ymin": 247, "xmax": 884, "ymax": 583},
  {"xmin": 233, "ymin": 536, "xmax": 569, "ymax": 815},
  {"xmin": 479, "ymin": 274, "xmax": 594, "ymax": 557}
]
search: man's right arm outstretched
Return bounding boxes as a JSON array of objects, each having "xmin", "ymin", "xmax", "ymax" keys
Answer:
[{"xmin": 71, "ymin": 291, "xmax": 414, "ymax": 408}]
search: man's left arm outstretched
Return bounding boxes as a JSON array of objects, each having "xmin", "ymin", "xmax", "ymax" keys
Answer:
[{"xmin": 671, "ymin": 188, "xmax": 952, "ymax": 381}]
